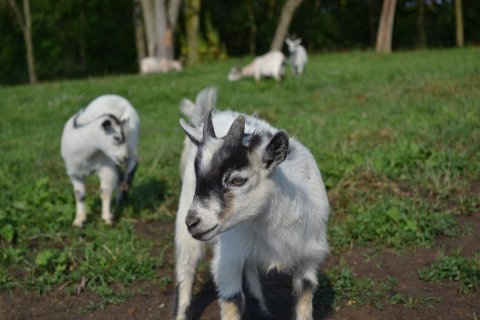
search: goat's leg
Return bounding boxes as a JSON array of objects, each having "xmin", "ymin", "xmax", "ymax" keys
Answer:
[
  {"xmin": 213, "ymin": 243, "xmax": 245, "ymax": 320},
  {"xmin": 174, "ymin": 221, "xmax": 205, "ymax": 320},
  {"xmin": 118, "ymin": 156, "xmax": 138, "ymax": 203},
  {"xmin": 98, "ymin": 165, "xmax": 118, "ymax": 225},
  {"xmin": 244, "ymin": 262, "xmax": 271, "ymax": 317},
  {"xmin": 70, "ymin": 176, "xmax": 87, "ymax": 227},
  {"xmin": 292, "ymin": 263, "xmax": 318, "ymax": 320}
]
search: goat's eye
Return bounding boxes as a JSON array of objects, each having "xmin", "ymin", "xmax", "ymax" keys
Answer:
[{"xmin": 229, "ymin": 177, "xmax": 247, "ymax": 187}]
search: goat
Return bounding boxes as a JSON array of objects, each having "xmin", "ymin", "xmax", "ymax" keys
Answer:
[
  {"xmin": 174, "ymin": 87, "xmax": 330, "ymax": 320},
  {"xmin": 140, "ymin": 56, "xmax": 182, "ymax": 74},
  {"xmin": 61, "ymin": 95, "xmax": 140, "ymax": 227},
  {"xmin": 285, "ymin": 37, "xmax": 308, "ymax": 76},
  {"xmin": 228, "ymin": 51, "xmax": 285, "ymax": 82}
]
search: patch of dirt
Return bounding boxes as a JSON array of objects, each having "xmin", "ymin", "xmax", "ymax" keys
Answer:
[{"xmin": 1, "ymin": 213, "xmax": 479, "ymax": 320}]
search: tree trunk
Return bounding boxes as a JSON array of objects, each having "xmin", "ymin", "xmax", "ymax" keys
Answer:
[
  {"xmin": 368, "ymin": 0, "xmax": 376, "ymax": 46},
  {"xmin": 141, "ymin": 0, "xmax": 157, "ymax": 56},
  {"xmin": 268, "ymin": 0, "xmax": 277, "ymax": 21},
  {"xmin": 247, "ymin": 0, "xmax": 257, "ymax": 55},
  {"xmin": 154, "ymin": 0, "xmax": 168, "ymax": 58},
  {"xmin": 7, "ymin": 0, "xmax": 37, "ymax": 83},
  {"xmin": 454, "ymin": 0, "xmax": 464, "ymax": 47},
  {"xmin": 23, "ymin": 0, "xmax": 36, "ymax": 83},
  {"xmin": 375, "ymin": 0, "xmax": 397, "ymax": 53},
  {"xmin": 165, "ymin": 0, "xmax": 182, "ymax": 60},
  {"xmin": 134, "ymin": 0, "xmax": 147, "ymax": 69},
  {"xmin": 417, "ymin": 0, "xmax": 427, "ymax": 48},
  {"xmin": 270, "ymin": 0, "xmax": 304, "ymax": 52},
  {"xmin": 168, "ymin": 0, "xmax": 182, "ymax": 31},
  {"xmin": 185, "ymin": 0, "xmax": 200, "ymax": 65}
]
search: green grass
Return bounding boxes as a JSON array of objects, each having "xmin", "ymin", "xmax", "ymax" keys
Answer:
[
  {"xmin": 418, "ymin": 253, "xmax": 480, "ymax": 294},
  {"xmin": 0, "ymin": 48, "xmax": 479, "ymax": 308}
]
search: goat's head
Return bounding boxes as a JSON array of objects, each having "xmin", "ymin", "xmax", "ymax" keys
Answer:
[
  {"xmin": 227, "ymin": 66, "xmax": 243, "ymax": 81},
  {"xmin": 285, "ymin": 37, "xmax": 302, "ymax": 53},
  {"xmin": 98, "ymin": 114, "xmax": 130, "ymax": 165},
  {"xmin": 180, "ymin": 111, "xmax": 289, "ymax": 241}
]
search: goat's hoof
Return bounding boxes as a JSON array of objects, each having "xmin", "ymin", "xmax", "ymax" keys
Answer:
[
  {"xmin": 102, "ymin": 217, "xmax": 113, "ymax": 225},
  {"xmin": 72, "ymin": 220, "xmax": 85, "ymax": 228}
]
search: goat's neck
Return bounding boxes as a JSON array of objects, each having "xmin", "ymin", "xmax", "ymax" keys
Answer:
[{"xmin": 241, "ymin": 62, "xmax": 256, "ymax": 77}]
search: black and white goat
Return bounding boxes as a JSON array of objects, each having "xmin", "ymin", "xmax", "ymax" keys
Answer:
[
  {"xmin": 228, "ymin": 51, "xmax": 285, "ymax": 82},
  {"xmin": 285, "ymin": 37, "xmax": 308, "ymax": 76},
  {"xmin": 174, "ymin": 87, "xmax": 329, "ymax": 320},
  {"xmin": 61, "ymin": 95, "xmax": 140, "ymax": 227}
]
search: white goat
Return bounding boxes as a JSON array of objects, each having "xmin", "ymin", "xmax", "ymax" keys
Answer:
[
  {"xmin": 140, "ymin": 56, "xmax": 182, "ymax": 74},
  {"xmin": 228, "ymin": 51, "xmax": 285, "ymax": 82},
  {"xmin": 285, "ymin": 37, "xmax": 308, "ymax": 76},
  {"xmin": 174, "ymin": 87, "xmax": 330, "ymax": 320},
  {"xmin": 61, "ymin": 95, "xmax": 140, "ymax": 227}
]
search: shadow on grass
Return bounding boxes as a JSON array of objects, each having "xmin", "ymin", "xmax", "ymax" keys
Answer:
[
  {"xmin": 186, "ymin": 271, "xmax": 334, "ymax": 320},
  {"xmin": 115, "ymin": 177, "xmax": 168, "ymax": 220}
]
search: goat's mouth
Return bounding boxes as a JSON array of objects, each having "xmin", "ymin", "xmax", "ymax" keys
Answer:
[
  {"xmin": 190, "ymin": 224, "xmax": 219, "ymax": 241},
  {"xmin": 114, "ymin": 156, "xmax": 127, "ymax": 165}
]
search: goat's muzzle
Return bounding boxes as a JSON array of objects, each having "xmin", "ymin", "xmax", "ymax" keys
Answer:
[
  {"xmin": 185, "ymin": 210, "xmax": 201, "ymax": 230},
  {"xmin": 185, "ymin": 210, "xmax": 219, "ymax": 241}
]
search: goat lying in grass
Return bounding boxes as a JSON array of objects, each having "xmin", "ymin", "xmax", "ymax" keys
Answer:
[
  {"xmin": 61, "ymin": 95, "xmax": 140, "ymax": 227},
  {"xmin": 174, "ymin": 87, "xmax": 330, "ymax": 320},
  {"xmin": 140, "ymin": 56, "xmax": 182, "ymax": 74},
  {"xmin": 228, "ymin": 51, "xmax": 285, "ymax": 82},
  {"xmin": 285, "ymin": 37, "xmax": 308, "ymax": 76}
]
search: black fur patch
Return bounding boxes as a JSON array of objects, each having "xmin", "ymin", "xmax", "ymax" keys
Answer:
[
  {"xmin": 73, "ymin": 112, "xmax": 126, "ymax": 144},
  {"xmin": 221, "ymin": 291, "xmax": 245, "ymax": 314},
  {"xmin": 194, "ymin": 142, "xmax": 250, "ymax": 213},
  {"xmin": 246, "ymin": 133, "xmax": 263, "ymax": 152},
  {"xmin": 74, "ymin": 190, "xmax": 86, "ymax": 202},
  {"xmin": 125, "ymin": 161, "xmax": 138, "ymax": 186},
  {"xmin": 263, "ymin": 131, "xmax": 289, "ymax": 169},
  {"xmin": 173, "ymin": 283, "xmax": 180, "ymax": 318},
  {"xmin": 293, "ymin": 278, "xmax": 315, "ymax": 299}
]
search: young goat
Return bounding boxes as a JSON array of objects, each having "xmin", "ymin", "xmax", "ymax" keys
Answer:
[
  {"xmin": 174, "ymin": 87, "xmax": 330, "ymax": 320},
  {"xmin": 228, "ymin": 51, "xmax": 285, "ymax": 82},
  {"xmin": 61, "ymin": 95, "xmax": 140, "ymax": 227},
  {"xmin": 285, "ymin": 37, "xmax": 308, "ymax": 76},
  {"xmin": 140, "ymin": 56, "xmax": 182, "ymax": 74}
]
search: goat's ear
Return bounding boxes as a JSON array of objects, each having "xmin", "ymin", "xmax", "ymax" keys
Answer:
[
  {"xmin": 263, "ymin": 131, "xmax": 289, "ymax": 170},
  {"xmin": 296, "ymin": 38, "xmax": 302, "ymax": 45},
  {"xmin": 101, "ymin": 119, "xmax": 112, "ymax": 130},
  {"xmin": 180, "ymin": 118, "xmax": 202, "ymax": 145}
]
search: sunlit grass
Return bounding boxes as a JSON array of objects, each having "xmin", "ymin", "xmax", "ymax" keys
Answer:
[{"xmin": 0, "ymin": 48, "xmax": 479, "ymax": 308}]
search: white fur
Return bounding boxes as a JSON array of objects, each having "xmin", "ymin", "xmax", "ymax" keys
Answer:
[
  {"xmin": 60, "ymin": 95, "xmax": 140, "ymax": 227},
  {"xmin": 140, "ymin": 56, "xmax": 182, "ymax": 74},
  {"xmin": 285, "ymin": 38, "xmax": 308, "ymax": 76},
  {"xmin": 174, "ymin": 87, "xmax": 329, "ymax": 320},
  {"xmin": 228, "ymin": 51, "xmax": 285, "ymax": 82}
]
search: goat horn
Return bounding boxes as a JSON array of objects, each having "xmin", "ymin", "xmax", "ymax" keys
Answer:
[
  {"xmin": 203, "ymin": 109, "xmax": 216, "ymax": 139},
  {"xmin": 225, "ymin": 115, "xmax": 245, "ymax": 145}
]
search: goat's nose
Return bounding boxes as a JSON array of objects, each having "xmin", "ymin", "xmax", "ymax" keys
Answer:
[
  {"xmin": 117, "ymin": 155, "xmax": 128, "ymax": 164},
  {"xmin": 185, "ymin": 212, "xmax": 200, "ymax": 229}
]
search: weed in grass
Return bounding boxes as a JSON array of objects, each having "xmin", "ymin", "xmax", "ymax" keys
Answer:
[
  {"xmin": 324, "ymin": 260, "xmax": 441, "ymax": 310},
  {"xmin": 418, "ymin": 253, "xmax": 480, "ymax": 294},
  {"xmin": 388, "ymin": 293, "xmax": 441, "ymax": 309},
  {"xmin": 330, "ymin": 195, "xmax": 458, "ymax": 251}
]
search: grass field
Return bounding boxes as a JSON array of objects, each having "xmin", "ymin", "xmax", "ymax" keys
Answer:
[{"xmin": 0, "ymin": 48, "xmax": 479, "ymax": 319}]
